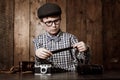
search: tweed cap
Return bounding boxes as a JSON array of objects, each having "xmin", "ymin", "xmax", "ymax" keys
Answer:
[{"xmin": 37, "ymin": 3, "xmax": 62, "ymax": 19}]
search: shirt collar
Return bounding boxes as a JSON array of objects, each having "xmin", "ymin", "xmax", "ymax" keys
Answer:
[{"xmin": 45, "ymin": 30, "xmax": 62, "ymax": 42}]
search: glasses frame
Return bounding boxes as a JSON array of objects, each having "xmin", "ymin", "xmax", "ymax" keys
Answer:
[{"xmin": 42, "ymin": 18, "xmax": 61, "ymax": 27}]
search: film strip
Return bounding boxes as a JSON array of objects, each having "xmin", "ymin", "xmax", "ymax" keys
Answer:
[{"xmin": 51, "ymin": 46, "xmax": 74, "ymax": 54}]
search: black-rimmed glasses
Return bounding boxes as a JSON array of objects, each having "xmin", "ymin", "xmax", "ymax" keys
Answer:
[{"xmin": 43, "ymin": 19, "xmax": 61, "ymax": 27}]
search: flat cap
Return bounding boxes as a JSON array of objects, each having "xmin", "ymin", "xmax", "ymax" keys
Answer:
[{"xmin": 37, "ymin": 3, "xmax": 62, "ymax": 19}]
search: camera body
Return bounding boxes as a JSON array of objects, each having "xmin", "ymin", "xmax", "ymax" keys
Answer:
[{"xmin": 35, "ymin": 63, "xmax": 52, "ymax": 75}]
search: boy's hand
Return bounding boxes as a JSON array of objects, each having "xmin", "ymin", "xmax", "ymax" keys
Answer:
[
  {"xmin": 35, "ymin": 48, "xmax": 52, "ymax": 59},
  {"xmin": 73, "ymin": 41, "xmax": 87, "ymax": 52}
]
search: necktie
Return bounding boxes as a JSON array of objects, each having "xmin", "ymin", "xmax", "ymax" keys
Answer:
[{"xmin": 47, "ymin": 36, "xmax": 61, "ymax": 42}]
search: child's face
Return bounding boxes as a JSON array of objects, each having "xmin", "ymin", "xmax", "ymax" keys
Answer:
[{"xmin": 41, "ymin": 16, "xmax": 61, "ymax": 36}]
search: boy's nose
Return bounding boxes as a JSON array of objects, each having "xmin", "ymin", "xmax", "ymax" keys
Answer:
[{"xmin": 51, "ymin": 22, "xmax": 56, "ymax": 26}]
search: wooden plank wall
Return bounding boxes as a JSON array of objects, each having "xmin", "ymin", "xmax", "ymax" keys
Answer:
[
  {"xmin": 0, "ymin": 0, "xmax": 120, "ymax": 70},
  {"xmin": 102, "ymin": 0, "xmax": 120, "ymax": 70},
  {"xmin": 0, "ymin": 0, "xmax": 14, "ymax": 70},
  {"xmin": 67, "ymin": 0, "xmax": 103, "ymax": 64},
  {"xmin": 14, "ymin": 0, "xmax": 30, "ymax": 66}
]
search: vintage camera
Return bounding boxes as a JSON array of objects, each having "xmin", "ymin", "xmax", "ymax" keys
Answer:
[{"xmin": 35, "ymin": 63, "xmax": 52, "ymax": 75}]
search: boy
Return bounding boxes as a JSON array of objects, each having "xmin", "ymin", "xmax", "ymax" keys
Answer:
[{"xmin": 33, "ymin": 3, "xmax": 90, "ymax": 72}]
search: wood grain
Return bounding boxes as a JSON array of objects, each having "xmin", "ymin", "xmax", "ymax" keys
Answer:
[
  {"xmin": 0, "ymin": 0, "xmax": 14, "ymax": 70},
  {"xmin": 14, "ymin": 0, "xmax": 29, "ymax": 66}
]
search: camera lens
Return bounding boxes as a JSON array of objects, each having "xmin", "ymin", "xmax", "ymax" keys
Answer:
[
  {"xmin": 41, "ymin": 67, "xmax": 47, "ymax": 74},
  {"xmin": 41, "ymin": 68, "xmax": 46, "ymax": 72}
]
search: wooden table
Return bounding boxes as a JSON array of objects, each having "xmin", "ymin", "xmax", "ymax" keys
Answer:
[{"xmin": 0, "ymin": 70, "xmax": 120, "ymax": 80}]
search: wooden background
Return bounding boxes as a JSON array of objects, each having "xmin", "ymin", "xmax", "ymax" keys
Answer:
[{"xmin": 0, "ymin": 0, "xmax": 120, "ymax": 70}]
